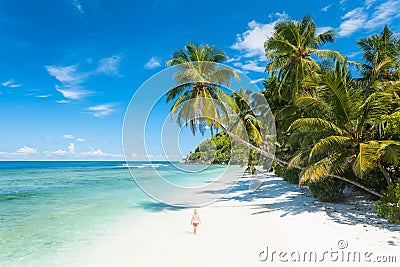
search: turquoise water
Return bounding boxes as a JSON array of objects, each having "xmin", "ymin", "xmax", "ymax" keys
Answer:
[{"xmin": 0, "ymin": 161, "xmax": 234, "ymax": 266}]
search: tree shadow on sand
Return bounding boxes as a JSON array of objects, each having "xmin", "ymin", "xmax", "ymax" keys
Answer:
[{"xmin": 199, "ymin": 172, "xmax": 400, "ymax": 233}]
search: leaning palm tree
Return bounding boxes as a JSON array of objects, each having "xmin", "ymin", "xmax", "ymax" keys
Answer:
[
  {"xmin": 264, "ymin": 15, "xmax": 344, "ymax": 100},
  {"xmin": 228, "ymin": 89, "xmax": 263, "ymax": 172},
  {"xmin": 229, "ymin": 88, "xmax": 262, "ymax": 145},
  {"xmin": 166, "ymin": 43, "xmax": 278, "ymax": 173},
  {"xmin": 287, "ymin": 61, "xmax": 400, "ymax": 196},
  {"xmin": 166, "ymin": 43, "xmax": 238, "ymax": 135}
]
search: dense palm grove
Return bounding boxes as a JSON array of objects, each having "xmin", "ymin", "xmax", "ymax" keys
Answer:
[{"xmin": 168, "ymin": 16, "xmax": 400, "ymax": 223}]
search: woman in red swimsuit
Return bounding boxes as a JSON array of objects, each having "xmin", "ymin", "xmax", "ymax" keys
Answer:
[{"xmin": 190, "ymin": 209, "xmax": 201, "ymax": 235}]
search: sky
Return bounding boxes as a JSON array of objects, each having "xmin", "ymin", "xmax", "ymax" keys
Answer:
[{"xmin": 0, "ymin": 0, "xmax": 399, "ymax": 161}]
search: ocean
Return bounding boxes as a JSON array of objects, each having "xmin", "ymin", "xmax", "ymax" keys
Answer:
[{"xmin": 0, "ymin": 161, "xmax": 238, "ymax": 266}]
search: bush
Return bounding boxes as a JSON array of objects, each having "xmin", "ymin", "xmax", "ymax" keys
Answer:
[
  {"xmin": 272, "ymin": 162, "xmax": 300, "ymax": 184},
  {"xmin": 283, "ymin": 168, "xmax": 301, "ymax": 184},
  {"xmin": 272, "ymin": 162, "xmax": 285, "ymax": 176},
  {"xmin": 308, "ymin": 177, "xmax": 346, "ymax": 202},
  {"xmin": 374, "ymin": 182, "xmax": 400, "ymax": 223},
  {"xmin": 361, "ymin": 168, "xmax": 388, "ymax": 193}
]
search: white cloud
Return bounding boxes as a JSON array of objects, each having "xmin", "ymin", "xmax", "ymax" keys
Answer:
[
  {"xmin": 63, "ymin": 134, "xmax": 74, "ymax": 139},
  {"xmin": 45, "ymin": 143, "xmax": 121, "ymax": 159},
  {"xmin": 321, "ymin": 4, "xmax": 332, "ymax": 11},
  {"xmin": 364, "ymin": 0, "xmax": 400, "ymax": 30},
  {"xmin": 81, "ymin": 149, "xmax": 110, "ymax": 157},
  {"xmin": 36, "ymin": 94, "xmax": 51, "ymax": 98},
  {"xmin": 0, "ymin": 145, "xmax": 122, "ymax": 160},
  {"xmin": 316, "ymin": 26, "xmax": 334, "ymax": 35},
  {"xmin": 96, "ymin": 55, "xmax": 122, "ymax": 76},
  {"xmin": 72, "ymin": 0, "xmax": 84, "ymax": 13},
  {"xmin": 56, "ymin": 86, "xmax": 92, "ymax": 100},
  {"xmin": 46, "ymin": 65, "xmax": 90, "ymax": 101},
  {"xmin": 270, "ymin": 12, "xmax": 287, "ymax": 19},
  {"xmin": 46, "ymin": 149, "xmax": 68, "ymax": 156},
  {"xmin": 249, "ymin": 78, "xmax": 265, "ymax": 84},
  {"xmin": 25, "ymin": 89, "xmax": 52, "ymax": 99},
  {"xmin": 56, "ymin": 99, "xmax": 70, "ymax": 104},
  {"xmin": 233, "ymin": 60, "xmax": 265, "ymax": 72},
  {"xmin": 2, "ymin": 80, "xmax": 22, "ymax": 88},
  {"xmin": 69, "ymin": 143, "xmax": 75, "ymax": 154},
  {"xmin": 47, "ymin": 55, "xmax": 123, "ymax": 103},
  {"xmin": 46, "ymin": 65, "xmax": 84, "ymax": 84},
  {"xmin": 77, "ymin": 138, "xmax": 85, "ymax": 142},
  {"xmin": 17, "ymin": 146, "xmax": 37, "ymax": 155},
  {"xmin": 87, "ymin": 103, "xmax": 116, "ymax": 117},
  {"xmin": 338, "ymin": 8, "xmax": 368, "ymax": 37},
  {"xmin": 365, "ymin": 0, "xmax": 376, "ymax": 9},
  {"xmin": 231, "ymin": 16, "xmax": 286, "ymax": 60},
  {"xmin": 338, "ymin": 0, "xmax": 400, "ymax": 37},
  {"xmin": 144, "ymin": 57, "xmax": 162, "ymax": 69},
  {"xmin": 347, "ymin": 51, "xmax": 361, "ymax": 58},
  {"xmin": 129, "ymin": 152, "xmax": 138, "ymax": 159}
]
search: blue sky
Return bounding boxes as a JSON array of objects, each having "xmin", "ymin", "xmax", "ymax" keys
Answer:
[{"xmin": 0, "ymin": 0, "xmax": 399, "ymax": 160}]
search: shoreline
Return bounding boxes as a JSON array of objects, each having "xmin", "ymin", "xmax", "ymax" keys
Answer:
[{"xmin": 70, "ymin": 173, "xmax": 400, "ymax": 267}]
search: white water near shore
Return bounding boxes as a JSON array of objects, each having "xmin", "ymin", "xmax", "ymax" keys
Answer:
[{"xmin": 68, "ymin": 174, "xmax": 400, "ymax": 267}]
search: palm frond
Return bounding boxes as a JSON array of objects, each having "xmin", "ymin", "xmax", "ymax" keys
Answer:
[
  {"xmin": 309, "ymin": 136, "xmax": 352, "ymax": 163},
  {"xmin": 294, "ymin": 94, "xmax": 331, "ymax": 116},
  {"xmin": 300, "ymin": 152, "xmax": 353, "ymax": 183},
  {"xmin": 289, "ymin": 118, "xmax": 344, "ymax": 135},
  {"xmin": 287, "ymin": 150, "xmax": 309, "ymax": 170},
  {"xmin": 166, "ymin": 84, "xmax": 190, "ymax": 104}
]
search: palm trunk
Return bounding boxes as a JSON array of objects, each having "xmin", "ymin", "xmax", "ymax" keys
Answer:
[
  {"xmin": 225, "ymin": 131, "xmax": 383, "ymax": 198},
  {"xmin": 377, "ymin": 161, "xmax": 392, "ymax": 185}
]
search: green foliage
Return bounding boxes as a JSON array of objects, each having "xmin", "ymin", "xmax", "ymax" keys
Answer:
[
  {"xmin": 382, "ymin": 112, "xmax": 400, "ymax": 138},
  {"xmin": 283, "ymin": 168, "xmax": 301, "ymax": 184},
  {"xmin": 264, "ymin": 15, "xmax": 343, "ymax": 98},
  {"xmin": 177, "ymin": 20, "xmax": 400, "ymax": 209},
  {"xmin": 165, "ymin": 42, "xmax": 238, "ymax": 135},
  {"xmin": 375, "ymin": 181, "xmax": 400, "ymax": 223},
  {"xmin": 273, "ymin": 162, "xmax": 301, "ymax": 184},
  {"xmin": 272, "ymin": 162, "xmax": 285, "ymax": 177},
  {"xmin": 359, "ymin": 168, "xmax": 387, "ymax": 192},
  {"xmin": 357, "ymin": 25, "xmax": 400, "ymax": 89},
  {"xmin": 308, "ymin": 178, "xmax": 346, "ymax": 202},
  {"xmin": 187, "ymin": 132, "xmax": 249, "ymax": 165}
]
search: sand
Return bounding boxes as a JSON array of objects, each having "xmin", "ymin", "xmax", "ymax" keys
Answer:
[{"xmin": 72, "ymin": 173, "xmax": 400, "ymax": 267}]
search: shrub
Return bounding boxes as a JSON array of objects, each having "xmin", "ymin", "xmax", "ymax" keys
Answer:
[
  {"xmin": 272, "ymin": 162, "xmax": 285, "ymax": 176},
  {"xmin": 374, "ymin": 182, "xmax": 400, "ymax": 223},
  {"xmin": 308, "ymin": 177, "xmax": 346, "ymax": 202},
  {"xmin": 272, "ymin": 162, "xmax": 301, "ymax": 184},
  {"xmin": 283, "ymin": 168, "xmax": 301, "ymax": 184}
]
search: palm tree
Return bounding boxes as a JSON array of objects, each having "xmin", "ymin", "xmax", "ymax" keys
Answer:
[
  {"xmin": 264, "ymin": 15, "xmax": 344, "ymax": 100},
  {"xmin": 166, "ymin": 44, "xmax": 278, "ymax": 171},
  {"xmin": 356, "ymin": 25, "xmax": 400, "ymax": 92},
  {"xmin": 287, "ymin": 61, "xmax": 400, "ymax": 195},
  {"xmin": 229, "ymin": 88, "xmax": 262, "ymax": 145},
  {"xmin": 228, "ymin": 89, "xmax": 264, "ymax": 172},
  {"xmin": 166, "ymin": 43, "xmax": 238, "ymax": 135}
]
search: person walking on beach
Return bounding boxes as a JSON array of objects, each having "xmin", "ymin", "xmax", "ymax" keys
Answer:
[{"xmin": 190, "ymin": 209, "xmax": 201, "ymax": 235}]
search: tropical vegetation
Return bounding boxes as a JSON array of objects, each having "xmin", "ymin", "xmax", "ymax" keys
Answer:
[{"xmin": 166, "ymin": 16, "xmax": 400, "ymax": 222}]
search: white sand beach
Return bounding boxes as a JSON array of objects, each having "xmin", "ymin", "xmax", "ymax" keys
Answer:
[{"xmin": 72, "ymin": 173, "xmax": 400, "ymax": 267}]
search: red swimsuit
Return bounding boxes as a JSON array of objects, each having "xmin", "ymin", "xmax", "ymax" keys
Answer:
[{"xmin": 192, "ymin": 215, "xmax": 200, "ymax": 227}]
